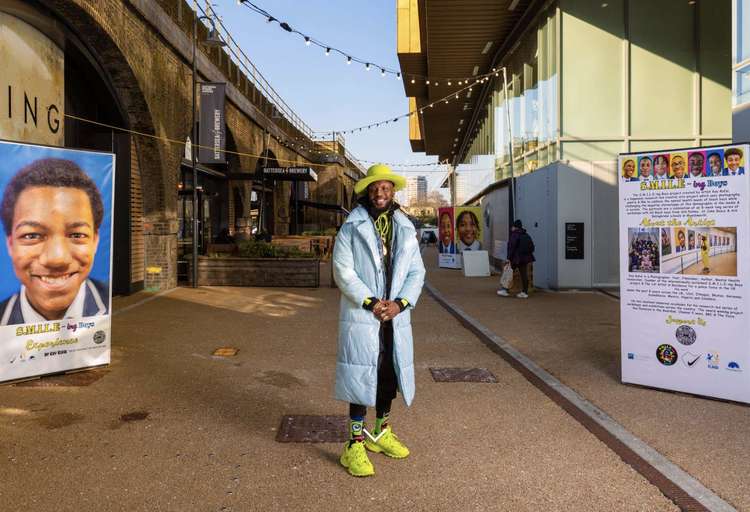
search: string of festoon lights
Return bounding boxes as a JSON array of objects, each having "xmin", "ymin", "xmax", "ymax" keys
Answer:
[
  {"xmin": 315, "ymin": 73, "xmax": 495, "ymax": 136},
  {"xmin": 236, "ymin": 0, "xmax": 497, "ymax": 86}
]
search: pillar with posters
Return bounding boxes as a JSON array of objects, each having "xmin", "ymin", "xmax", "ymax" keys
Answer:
[
  {"xmin": 618, "ymin": 144, "xmax": 749, "ymax": 403},
  {"xmin": 0, "ymin": 140, "xmax": 114, "ymax": 384}
]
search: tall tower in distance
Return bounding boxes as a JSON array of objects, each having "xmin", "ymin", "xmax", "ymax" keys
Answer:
[{"xmin": 407, "ymin": 176, "xmax": 428, "ymax": 205}]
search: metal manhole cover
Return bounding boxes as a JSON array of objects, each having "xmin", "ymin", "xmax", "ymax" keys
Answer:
[
  {"xmin": 276, "ymin": 415, "xmax": 348, "ymax": 443},
  {"xmin": 14, "ymin": 369, "xmax": 108, "ymax": 387},
  {"xmin": 429, "ymin": 367, "xmax": 498, "ymax": 383}
]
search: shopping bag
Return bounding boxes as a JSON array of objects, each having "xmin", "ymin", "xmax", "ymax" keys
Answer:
[{"xmin": 499, "ymin": 263, "xmax": 513, "ymax": 289}]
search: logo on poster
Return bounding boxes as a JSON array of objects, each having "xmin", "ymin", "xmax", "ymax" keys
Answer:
[
  {"xmin": 681, "ymin": 352, "xmax": 702, "ymax": 368},
  {"xmin": 727, "ymin": 361, "xmax": 742, "ymax": 372},
  {"xmin": 656, "ymin": 344, "xmax": 678, "ymax": 366},
  {"xmin": 93, "ymin": 330, "xmax": 106, "ymax": 344},
  {"xmin": 706, "ymin": 351, "xmax": 720, "ymax": 370},
  {"xmin": 675, "ymin": 325, "xmax": 697, "ymax": 346}
]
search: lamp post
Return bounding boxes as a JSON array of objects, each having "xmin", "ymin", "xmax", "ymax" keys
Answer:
[{"xmin": 191, "ymin": 12, "xmax": 226, "ymax": 287}]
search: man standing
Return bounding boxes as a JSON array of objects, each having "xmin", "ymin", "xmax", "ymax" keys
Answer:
[
  {"xmin": 332, "ymin": 164, "xmax": 425, "ymax": 477},
  {"xmin": 497, "ymin": 219, "xmax": 535, "ymax": 299}
]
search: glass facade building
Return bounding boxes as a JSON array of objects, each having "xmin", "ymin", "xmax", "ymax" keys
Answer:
[{"xmin": 461, "ymin": 0, "xmax": 732, "ymax": 186}]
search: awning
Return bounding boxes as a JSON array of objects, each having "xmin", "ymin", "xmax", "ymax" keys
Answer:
[
  {"xmin": 180, "ymin": 159, "xmax": 227, "ymax": 178},
  {"xmin": 259, "ymin": 166, "xmax": 318, "ymax": 181}
]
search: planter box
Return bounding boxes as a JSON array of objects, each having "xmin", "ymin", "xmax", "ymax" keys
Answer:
[{"xmin": 194, "ymin": 256, "xmax": 320, "ymax": 287}]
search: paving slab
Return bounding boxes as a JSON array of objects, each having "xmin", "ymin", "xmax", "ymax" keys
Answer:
[
  {"xmin": 423, "ymin": 247, "xmax": 750, "ymax": 511},
  {"xmin": 0, "ymin": 283, "xmax": 677, "ymax": 511}
]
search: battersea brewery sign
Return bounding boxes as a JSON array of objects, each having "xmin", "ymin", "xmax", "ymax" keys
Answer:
[{"xmin": 0, "ymin": 13, "xmax": 64, "ymax": 146}]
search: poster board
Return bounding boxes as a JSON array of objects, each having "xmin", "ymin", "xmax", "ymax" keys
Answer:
[
  {"xmin": 618, "ymin": 144, "xmax": 749, "ymax": 403},
  {"xmin": 462, "ymin": 250, "xmax": 491, "ymax": 277},
  {"xmin": 437, "ymin": 206, "xmax": 483, "ymax": 269},
  {"xmin": 0, "ymin": 140, "xmax": 114, "ymax": 384}
]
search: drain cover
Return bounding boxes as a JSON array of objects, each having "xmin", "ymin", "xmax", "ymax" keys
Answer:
[
  {"xmin": 212, "ymin": 347, "xmax": 239, "ymax": 357},
  {"xmin": 14, "ymin": 369, "xmax": 108, "ymax": 387},
  {"xmin": 276, "ymin": 415, "xmax": 348, "ymax": 443},
  {"xmin": 429, "ymin": 367, "xmax": 498, "ymax": 383}
]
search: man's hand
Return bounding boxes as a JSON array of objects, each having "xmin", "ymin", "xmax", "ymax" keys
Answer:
[{"xmin": 374, "ymin": 300, "xmax": 400, "ymax": 322}]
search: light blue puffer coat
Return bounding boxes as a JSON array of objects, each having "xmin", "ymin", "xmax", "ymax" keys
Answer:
[{"xmin": 332, "ymin": 205, "xmax": 426, "ymax": 407}]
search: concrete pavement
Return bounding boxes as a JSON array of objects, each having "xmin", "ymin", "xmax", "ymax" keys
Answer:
[{"xmin": 0, "ymin": 253, "xmax": 737, "ymax": 510}]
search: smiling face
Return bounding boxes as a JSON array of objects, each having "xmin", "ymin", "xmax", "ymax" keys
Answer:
[
  {"xmin": 457, "ymin": 212, "xmax": 478, "ymax": 246},
  {"xmin": 671, "ymin": 156, "xmax": 686, "ymax": 178},
  {"xmin": 654, "ymin": 156, "xmax": 669, "ymax": 176},
  {"xmin": 727, "ymin": 153, "xmax": 741, "ymax": 172},
  {"xmin": 623, "ymin": 160, "xmax": 635, "ymax": 178},
  {"xmin": 708, "ymin": 154, "xmax": 722, "ymax": 175},
  {"xmin": 6, "ymin": 187, "xmax": 99, "ymax": 320},
  {"xmin": 367, "ymin": 180, "xmax": 395, "ymax": 211},
  {"xmin": 689, "ymin": 154, "xmax": 705, "ymax": 177},
  {"xmin": 439, "ymin": 213, "xmax": 453, "ymax": 245},
  {"xmin": 639, "ymin": 158, "xmax": 652, "ymax": 178}
]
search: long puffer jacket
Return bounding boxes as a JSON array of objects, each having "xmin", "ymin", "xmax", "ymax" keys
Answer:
[{"xmin": 332, "ymin": 205, "xmax": 425, "ymax": 407}]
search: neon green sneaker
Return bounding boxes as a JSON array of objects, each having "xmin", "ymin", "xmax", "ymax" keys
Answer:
[
  {"xmin": 340, "ymin": 441, "xmax": 375, "ymax": 477},
  {"xmin": 364, "ymin": 427, "xmax": 410, "ymax": 459}
]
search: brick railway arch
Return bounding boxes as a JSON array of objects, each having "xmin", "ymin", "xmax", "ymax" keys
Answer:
[{"xmin": 36, "ymin": 0, "xmax": 168, "ymax": 293}]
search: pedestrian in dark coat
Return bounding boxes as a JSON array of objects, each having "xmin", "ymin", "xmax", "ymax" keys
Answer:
[{"xmin": 497, "ymin": 219, "xmax": 535, "ymax": 298}]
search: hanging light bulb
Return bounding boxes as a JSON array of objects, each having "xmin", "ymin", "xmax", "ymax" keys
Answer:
[
  {"xmin": 455, "ymin": 93, "xmax": 459, "ymax": 98},
  {"xmin": 347, "ymin": 56, "xmax": 352, "ymax": 64},
  {"xmin": 448, "ymin": 81, "xmax": 452, "ymax": 86},
  {"xmin": 304, "ymin": 36, "xmax": 311, "ymax": 46},
  {"xmin": 366, "ymin": 63, "xmax": 371, "ymax": 71},
  {"xmin": 266, "ymin": 16, "xmax": 275, "ymax": 23},
  {"xmin": 426, "ymin": 79, "xmax": 430, "ymax": 85},
  {"xmin": 381, "ymin": 68, "xmax": 386, "ymax": 77},
  {"xmin": 397, "ymin": 72, "xmax": 401, "ymax": 79},
  {"xmin": 435, "ymin": 82, "xmax": 439, "ymax": 86},
  {"xmin": 325, "ymin": 47, "xmax": 331, "ymax": 56},
  {"xmin": 410, "ymin": 78, "xmax": 415, "ymax": 84},
  {"xmin": 458, "ymin": 81, "xmax": 463, "ymax": 85}
]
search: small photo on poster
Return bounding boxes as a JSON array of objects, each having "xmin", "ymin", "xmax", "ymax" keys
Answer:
[
  {"xmin": 637, "ymin": 156, "xmax": 653, "ymax": 180},
  {"xmin": 687, "ymin": 151, "xmax": 706, "ymax": 179},
  {"xmin": 674, "ymin": 227, "xmax": 687, "ymax": 253},
  {"xmin": 622, "ymin": 158, "xmax": 638, "ymax": 181},
  {"xmin": 661, "ymin": 227, "xmax": 737, "ymax": 276},
  {"xmin": 455, "ymin": 207, "xmax": 482, "ymax": 252},
  {"xmin": 627, "ymin": 228, "xmax": 659, "ymax": 273},
  {"xmin": 705, "ymin": 149, "xmax": 724, "ymax": 177},
  {"xmin": 669, "ymin": 152, "xmax": 688, "ymax": 179},
  {"xmin": 724, "ymin": 147, "xmax": 745, "ymax": 176},
  {"xmin": 437, "ymin": 207, "xmax": 456, "ymax": 254},
  {"xmin": 653, "ymin": 154, "xmax": 670, "ymax": 180},
  {"xmin": 660, "ymin": 228, "xmax": 672, "ymax": 256}
]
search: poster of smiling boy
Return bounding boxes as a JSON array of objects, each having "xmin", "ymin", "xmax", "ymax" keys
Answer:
[{"xmin": 0, "ymin": 140, "xmax": 114, "ymax": 384}]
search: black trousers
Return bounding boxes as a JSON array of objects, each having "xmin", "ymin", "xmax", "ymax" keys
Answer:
[
  {"xmin": 350, "ymin": 321, "xmax": 397, "ymax": 418},
  {"xmin": 514, "ymin": 263, "xmax": 529, "ymax": 294}
]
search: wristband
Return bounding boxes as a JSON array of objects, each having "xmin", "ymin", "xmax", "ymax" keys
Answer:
[
  {"xmin": 395, "ymin": 298, "xmax": 409, "ymax": 312},
  {"xmin": 363, "ymin": 297, "xmax": 380, "ymax": 311}
]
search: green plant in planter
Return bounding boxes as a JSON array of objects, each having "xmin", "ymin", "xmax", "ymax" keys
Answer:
[{"xmin": 236, "ymin": 240, "xmax": 316, "ymax": 258}]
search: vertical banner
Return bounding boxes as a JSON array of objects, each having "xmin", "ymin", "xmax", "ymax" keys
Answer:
[
  {"xmin": 454, "ymin": 207, "xmax": 483, "ymax": 252},
  {"xmin": 437, "ymin": 207, "xmax": 460, "ymax": 268},
  {"xmin": 0, "ymin": 140, "xmax": 114, "ymax": 384},
  {"xmin": 199, "ymin": 82, "xmax": 226, "ymax": 164},
  {"xmin": 619, "ymin": 144, "xmax": 750, "ymax": 403}
]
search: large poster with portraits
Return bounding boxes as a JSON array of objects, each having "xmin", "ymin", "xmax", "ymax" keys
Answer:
[
  {"xmin": 619, "ymin": 143, "xmax": 750, "ymax": 403},
  {"xmin": 0, "ymin": 140, "xmax": 114, "ymax": 384}
]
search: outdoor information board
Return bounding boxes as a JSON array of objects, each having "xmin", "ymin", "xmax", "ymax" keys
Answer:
[
  {"xmin": 618, "ymin": 144, "xmax": 749, "ymax": 403},
  {"xmin": 437, "ymin": 206, "xmax": 482, "ymax": 269},
  {"xmin": 0, "ymin": 140, "xmax": 114, "ymax": 384}
]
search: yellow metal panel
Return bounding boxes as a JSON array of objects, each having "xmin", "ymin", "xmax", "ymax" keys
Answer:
[
  {"xmin": 409, "ymin": 98, "xmax": 423, "ymax": 141},
  {"xmin": 397, "ymin": 0, "xmax": 421, "ymax": 54}
]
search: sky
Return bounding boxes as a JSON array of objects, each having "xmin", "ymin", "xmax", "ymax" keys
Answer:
[{"xmin": 210, "ymin": 0, "xmax": 449, "ymax": 193}]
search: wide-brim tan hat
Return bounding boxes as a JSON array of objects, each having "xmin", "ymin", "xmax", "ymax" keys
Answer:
[{"xmin": 354, "ymin": 164, "xmax": 407, "ymax": 195}]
